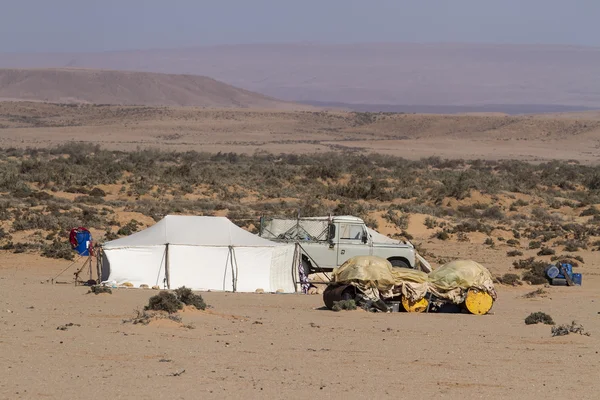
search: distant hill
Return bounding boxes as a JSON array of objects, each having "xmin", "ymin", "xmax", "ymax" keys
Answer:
[
  {"xmin": 1, "ymin": 43, "xmax": 600, "ymax": 110},
  {"xmin": 0, "ymin": 68, "xmax": 301, "ymax": 108}
]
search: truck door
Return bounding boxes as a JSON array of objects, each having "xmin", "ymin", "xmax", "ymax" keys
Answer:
[{"xmin": 336, "ymin": 223, "xmax": 370, "ymax": 266}]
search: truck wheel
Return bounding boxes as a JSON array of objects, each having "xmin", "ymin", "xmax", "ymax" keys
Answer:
[{"xmin": 389, "ymin": 259, "xmax": 411, "ymax": 269}]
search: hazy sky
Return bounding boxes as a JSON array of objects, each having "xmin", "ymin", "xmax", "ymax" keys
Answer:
[{"xmin": 1, "ymin": 0, "xmax": 599, "ymax": 52}]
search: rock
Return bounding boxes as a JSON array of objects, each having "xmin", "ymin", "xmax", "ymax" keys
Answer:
[
  {"xmin": 308, "ymin": 287, "xmax": 320, "ymax": 295},
  {"xmin": 255, "ymin": 288, "xmax": 265, "ymax": 294}
]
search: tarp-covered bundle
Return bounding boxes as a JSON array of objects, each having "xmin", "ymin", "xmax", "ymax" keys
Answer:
[
  {"xmin": 427, "ymin": 259, "xmax": 497, "ymax": 303},
  {"xmin": 330, "ymin": 256, "xmax": 496, "ymax": 305},
  {"xmin": 101, "ymin": 215, "xmax": 298, "ymax": 293}
]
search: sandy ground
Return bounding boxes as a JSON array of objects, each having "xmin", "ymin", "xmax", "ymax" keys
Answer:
[
  {"xmin": 1, "ymin": 251, "xmax": 599, "ymax": 400},
  {"xmin": 1, "ymin": 102, "xmax": 600, "ymax": 398},
  {"xmin": 1, "ymin": 102, "xmax": 600, "ymax": 163}
]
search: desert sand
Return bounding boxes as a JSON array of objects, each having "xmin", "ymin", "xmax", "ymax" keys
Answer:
[
  {"xmin": 1, "ymin": 245, "xmax": 599, "ymax": 399},
  {"xmin": 1, "ymin": 101, "xmax": 600, "ymax": 163}
]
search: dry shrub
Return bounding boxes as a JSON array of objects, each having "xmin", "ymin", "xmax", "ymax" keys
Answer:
[
  {"xmin": 513, "ymin": 257, "xmax": 548, "ymax": 284},
  {"xmin": 433, "ymin": 231, "xmax": 449, "ymax": 240},
  {"xmin": 525, "ymin": 312, "xmax": 555, "ymax": 325},
  {"xmin": 537, "ymin": 247, "xmax": 556, "ymax": 256},
  {"xmin": 89, "ymin": 285, "xmax": 112, "ymax": 295},
  {"xmin": 523, "ymin": 288, "xmax": 547, "ymax": 298},
  {"xmin": 507, "ymin": 250, "xmax": 523, "ymax": 257},
  {"xmin": 174, "ymin": 286, "xmax": 207, "ymax": 310},
  {"xmin": 41, "ymin": 240, "xmax": 74, "ymax": 261},
  {"xmin": 551, "ymin": 321, "xmax": 590, "ymax": 337},
  {"xmin": 500, "ymin": 273, "xmax": 521, "ymax": 285},
  {"xmin": 332, "ymin": 300, "xmax": 357, "ymax": 311},
  {"xmin": 550, "ymin": 255, "xmax": 582, "ymax": 267},
  {"xmin": 145, "ymin": 291, "xmax": 182, "ymax": 314},
  {"xmin": 124, "ymin": 309, "xmax": 182, "ymax": 325},
  {"xmin": 529, "ymin": 240, "xmax": 542, "ymax": 249}
]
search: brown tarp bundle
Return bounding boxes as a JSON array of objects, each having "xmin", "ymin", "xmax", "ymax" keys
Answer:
[{"xmin": 331, "ymin": 256, "xmax": 496, "ymax": 304}]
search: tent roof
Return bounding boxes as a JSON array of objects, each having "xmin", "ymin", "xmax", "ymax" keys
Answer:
[{"xmin": 103, "ymin": 215, "xmax": 280, "ymax": 249}]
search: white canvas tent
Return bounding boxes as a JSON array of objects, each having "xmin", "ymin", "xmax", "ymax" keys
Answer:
[{"xmin": 101, "ymin": 215, "xmax": 299, "ymax": 293}]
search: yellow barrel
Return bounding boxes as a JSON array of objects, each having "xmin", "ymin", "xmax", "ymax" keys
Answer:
[
  {"xmin": 464, "ymin": 288, "xmax": 493, "ymax": 315},
  {"xmin": 401, "ymin": 296, "xmax": 429, "ymax": 313}
]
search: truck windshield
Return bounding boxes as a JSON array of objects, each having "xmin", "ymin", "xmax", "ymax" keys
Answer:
[{"xmin": 339, "ymin": 223, "xmax": 364, "ymax": 240}]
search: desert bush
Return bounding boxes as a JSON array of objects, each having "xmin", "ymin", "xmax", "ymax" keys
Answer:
[
  {"xmin": 528, "ymin": 241, "xmax": 541, "ymax": 249},
  {"xmin": 523, "ymin": 288, "xmax": 546, "ymax": 298},
  {"xmin": 506, "ymin": 239, "xmax": 520, "ymax": 247},
  {"xmin": 457, "ymin": 232, "xmax": 470, "ymax": 242},
  {"xmin": 433, "ymin": 231, "xmax": 449, "ymax": 241},
  {"xmin": 562, "ymin": 240, "xmax": 586, "ymax": 252},
  {"xmin": 89, "ymin": 285, "xmax": 112, "ymax": 295},
  {"xmin": 500, "ymin": 273, "xmax": 520, "ymax": 285},
  {"xmin": 117, "ymin": 219, "xmax": 140, "ymax": 236},
  {"xmin": 41, "ymin": 240, "xmax": 74, "ymax": 261},
  {"xmin": 304, "ymin": 163, "xmax": 341, "ymax": 181},
  {"xmin": 513, "ymin": 257, "xmax": 549, "ymax": 284},
  {"xmin": 537, "ymin": 247, "xmax": 555, "ymax": 256},
  {"xmin": 481, "ymin": 206, "xmax": 505, "ymax": 220},
  {"xmin": 531, "ymin": 207, "xmax": 554, "ymax": 222},
  {"xmin": 384, "ymin": 209, "xmax": 409, "ymax": 230},
  {"xmin": 484, "ymin": 237, "xmax": 494, "ymax": 246},
  {"xmin": 549, "ymin": 256, "xmax": 581, "ymax": 268},
  {"xmin": 579, "ymin": 207, "xmax": 599, "ymax": 217},
  {"xmin": 332, "ymin": 299, "xmax": 357, "ymax": 311},
  {"xmin": 123, "ymin": 309, "xmax": 183, "ymax": 325},
  {"xmin": 89, "ymin": 187, "xmax": 106, "ymax": 197},
  {"xmin": 74, "ymin": 195, "xmax": 105, "ymax": 205},
  {"xmin": 522, "ymin": 271, "xmax": 548, "ymax": 285},
  {"xmin": 525, "ymin": 312, "xmax": 555, "ymax": 325},
  {"xmin": 453, "ymin": 219, "xmax": 491, "ymax": 234},
  {"xmin": 145, "ymin": 291, "xmax": 183, "ymax": 314},
  {"xmin": 507, "ymin": 250, "xmax": 523, "ymax": 257},
  {"xmin": 511, "ymin": 199, "xmax": 529, "ymax": 208},
  {"xmin": 174, "ymin": 286, "xmax": 207, "ymax": 310},
  {"xmin": 424, "ymin": 217, "xmax": 438, "ymax": 229},
  {"xmin": 551, "ymin": 321, "xmax": 590, "ymax": 337}
]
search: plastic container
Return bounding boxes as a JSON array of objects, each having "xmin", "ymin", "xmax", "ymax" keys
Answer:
[
  {"xmin": 556, "ymin": 263, "xmax": 573, "ymax": 278},
  {"xmin": 387, "ymin": 301, "xmax": 402, "ymax": 312},
  {"xmin": 74, "ymin": 230, "xmax": 92, "ymax": 256},
  {"xmin": 545, "ymin": 265, "xmax": 560, "ymax": 279},
  {"xmin": 571, "ymin": 273, "xmax": 582, "ymax": 286}
]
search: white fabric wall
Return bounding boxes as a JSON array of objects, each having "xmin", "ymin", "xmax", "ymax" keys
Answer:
[
  {"xmin": 103, "ymin": 243, "xmax": 298, "ymax": 293},
  {"xmin": 104, "ymin": 245, "xmax": 167, "ymax": 287},
  {"xmin": 168, "ymin": 246, "xmax": 233, "ymax": 291},
  {"xmin": 232, "ymin": 247, "xmax": 276, "ymax": 293},
  {"xmin": 269, "ymin": 245, "xmax": 297, "ymax": 293}
]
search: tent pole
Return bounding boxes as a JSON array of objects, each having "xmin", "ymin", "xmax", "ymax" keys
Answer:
[
  {"xmin": 165, "ymin": 244, "xmax": 171, "ymax": 289},
  {"xmin": 96, "ymin": 248, "xmax": 101, "ymax": 283},
  {"xmin": 293, "ymin": 243, "xmax": 300, "ymax": 293},
  {"xmin": 229, "ymin": 246, "xmax": 238, "ymax": 292}
]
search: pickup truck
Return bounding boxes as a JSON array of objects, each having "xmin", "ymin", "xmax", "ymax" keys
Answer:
[{"xmin": 258, "ymin": 215, "xmax": 431, "ymax": 274}]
